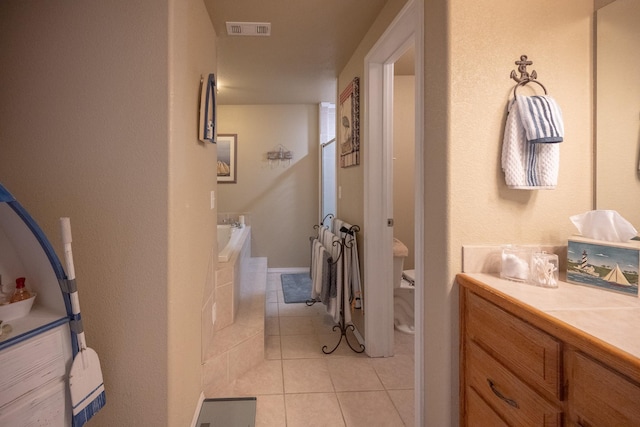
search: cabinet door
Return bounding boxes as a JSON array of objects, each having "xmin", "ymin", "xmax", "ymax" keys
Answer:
[{"xmin": 568, "ymin": 351, "xmax": 640, "ymax": 427}]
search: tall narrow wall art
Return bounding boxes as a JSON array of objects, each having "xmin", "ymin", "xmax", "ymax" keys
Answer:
[{"xmin": 339, "ymin": 77, "xmax": 360, "ymax": 168}]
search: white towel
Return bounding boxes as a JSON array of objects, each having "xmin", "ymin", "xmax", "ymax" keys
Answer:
[
  {"xmin": 310, "ymin": 239, "xmax": 324, "ymax": 299},
  {"xmin": 324, "ymin": 230, "xmax": 343, "ymax": 323},
  {"xmin": 318, "ymin": 226, "xmax": 331, "ymax": 249},
  {"xmin": 314, "ymin": 227, "xmax": 344, "ymax": 323},
  {"xmin": 333, "ymin": 219, "xmax": 362, "ymax": 312},
  {"xmin": 502, "ymin": 100, "xmax": 560, "ymax": 189}
]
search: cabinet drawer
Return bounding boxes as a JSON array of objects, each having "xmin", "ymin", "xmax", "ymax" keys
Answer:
[
  {"xmin": 465, "ymin": 291, "xmax": 561, "ymax": 398},
  {"xmin": 569, "ymin": 351, "xmax": 640, "ymax": 426},
  {"xmin": 467, "ymin": 386, "xmax": 509, "ymax": 427},
  {"xmin": 0, "ymin": 327, "xmax": 68, "ymax": 409},
  {"xmin": 466, "ymin": 340, "xmax": 562, "ymax": 427}
]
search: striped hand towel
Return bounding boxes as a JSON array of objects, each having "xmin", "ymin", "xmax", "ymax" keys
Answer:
[
  {"xmin": 516, "ymin": 95, "xmax": 564, "ymax": 143},
  {"xmin": 502, "ymin": 100, "xmax": 559, "ymax": 189}
]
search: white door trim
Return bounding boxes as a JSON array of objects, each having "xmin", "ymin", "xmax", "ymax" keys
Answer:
[{"xmin": 364, "ymin": 0, "xmax": 424, "ymax": 424}]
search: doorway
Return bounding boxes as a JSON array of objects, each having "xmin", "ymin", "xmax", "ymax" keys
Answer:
[{"xmin": 363, "ymin": 0, "xmax": 424, "ymax": 423}]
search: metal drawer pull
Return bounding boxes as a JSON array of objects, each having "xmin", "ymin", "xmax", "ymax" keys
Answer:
[{"xmin": 487, "ymin": 379, "xmax": 520, "ymax": 408}]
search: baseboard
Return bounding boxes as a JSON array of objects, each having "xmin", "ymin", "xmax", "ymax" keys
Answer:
[{"xmin": 267, "ymin": 267, "xmax": 310, "ymax": 274}]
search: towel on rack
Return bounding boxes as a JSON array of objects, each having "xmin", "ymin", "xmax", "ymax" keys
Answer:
[
  {"xmin": 321, "ymin": 228, "xmax": 343, "ymax": 323},
  {"xmin": 311, "ymin": 227, "xmax": 342, "ymax": 322},
  {"xmin": 515, "ymin": 95, "xmax": 564, "ymax": 143},
  {"xmin": 501, "ymin": 99, "xmax": 560, "ymax": 189},
  {"xmin": 321, "ymin": 252, "xmax": 337, "ymax": 303},
  {"xmin": 333, "ymin": 219, "xmax": 362, "ymax": 312},
  {"xmin": 310, "ymin": 238, "xmax": 324, "ymax": 299},
  {"xmin": 318, "ymin": 226, "xmax": 331, "ymax": 249},
  {"xmin": 312, "ymin": 240, "xmax": 333, "ymax": 302}
]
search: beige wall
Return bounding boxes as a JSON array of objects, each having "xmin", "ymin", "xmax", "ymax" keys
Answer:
[
  {"xmin": 0, "ymin": 0, "xmax": 599, "ymax": 425},
  {"xmin": 443, "ymin": 0, "xmax": 594, "ymax": 424},
  {"xmin": 217, "ymin": 104, "xmax": 319, "ymax": 268},
  {"xmin": 168, "ymin": 0, "xmax": 218, "ymax": 425},
  {"xmin": 421, "ymin": 1, "xmax": 451, "ymax": 424},
  {"xmin": 337, "ymin": 0, "xmax": 409, "ymax": 231},
  {"xmin": 449, "ymin": 1, "xmax": 593, "ymax": 248},
  {"xmin": 595, "ymin": 0, "xmax": 617, "ymax": 9},
  {"xmin": 337, "ymin": 0, "xmax": 412, "ymax": 211},
  {"xmin": 337, "ymin": 0, "xmax": 594, "ymax": 424},
  {"xmin": 0, "ymin": 0, "xmax": 217, "ymax": 425}
]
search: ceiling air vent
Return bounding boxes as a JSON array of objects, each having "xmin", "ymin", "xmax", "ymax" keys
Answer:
[{"xmin": 225, "ymin": 22, "xmax": 271, "ymax": 37}]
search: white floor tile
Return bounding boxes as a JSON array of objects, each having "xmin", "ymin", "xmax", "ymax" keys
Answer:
[{"xmin": 205, "ymin": 272, "xmax": 414, "ymax": 426}]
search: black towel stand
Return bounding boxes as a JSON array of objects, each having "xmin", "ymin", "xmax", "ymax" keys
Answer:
[{"xmin": 307, "ymin": 217, "xmax": 365, "ymax": 354}]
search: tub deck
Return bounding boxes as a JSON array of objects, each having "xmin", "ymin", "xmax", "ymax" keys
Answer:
[{"xmin": 203, "ymin": 256, "xmax": 267, "ymax": 390}]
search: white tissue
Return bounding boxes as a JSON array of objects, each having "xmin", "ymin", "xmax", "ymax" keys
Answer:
[{"xmin": 569, "ymin": 210, "xmax": 638, "ymax": 242}]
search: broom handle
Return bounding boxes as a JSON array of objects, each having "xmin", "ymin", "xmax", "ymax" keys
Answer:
[{"xmin": 60, "ymin": 217, "xmax": 87, "ymax": 352}]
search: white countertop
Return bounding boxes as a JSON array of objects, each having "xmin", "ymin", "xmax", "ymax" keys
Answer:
[{"xmin": 463, "ymin": 273, "xmax": 640, "ymax": 361}]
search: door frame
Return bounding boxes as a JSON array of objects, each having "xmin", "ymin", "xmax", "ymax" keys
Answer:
[{"xmin": 363, "ymin": 0, "xmax": 424, "ymax": 423}]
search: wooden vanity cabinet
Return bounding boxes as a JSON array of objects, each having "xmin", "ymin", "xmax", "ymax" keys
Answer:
[
  {"xmin": 567, "ymin": 350, "xmax": 640, "ymax": 426},
  {"xmin": 461, "ymin": 286, "xmax": 562, "ymax": 426},
  {"xmin": 459, "ymin": 274, "xmax": 640, "ymax": 427}
]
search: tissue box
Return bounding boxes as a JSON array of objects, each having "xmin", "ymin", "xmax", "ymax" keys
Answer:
[{"xmin": 567, "ymin": 235, "xmax": 640, "ymax": 296}]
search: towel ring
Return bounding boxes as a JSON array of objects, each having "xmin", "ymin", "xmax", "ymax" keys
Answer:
[{"xmin": 513, "ymin": 79, "xmax": 548, "ymax": 98}]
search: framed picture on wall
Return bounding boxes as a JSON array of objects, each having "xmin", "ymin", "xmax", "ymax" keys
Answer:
[
  {"xmin": 199, "ymin": 73, "xmax": 216, "ymax": 143},
  {"xmin": 339, "ymin": 77, "xmax": 360, "ymax": 168},
  {"xmin": 217, "ymin": 134, "xmax": 237, "ymax": 183}
]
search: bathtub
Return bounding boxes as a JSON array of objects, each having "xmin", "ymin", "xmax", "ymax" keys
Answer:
[
  {"xmin": 218, "ymin": 224, "xmax": 244, "ymax": 262},
  {"xmin": 214, "ymin": 224, "xmax": 251, "ymax": 331}
]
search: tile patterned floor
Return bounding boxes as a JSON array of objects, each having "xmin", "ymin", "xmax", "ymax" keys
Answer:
[{"xmin": 204, "ymin": 272, "xmax": 415, "ymax": 426}]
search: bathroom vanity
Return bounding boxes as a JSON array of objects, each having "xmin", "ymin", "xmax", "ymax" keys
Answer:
[{"xmin": 458, "ymin": 273, "xmax": 640, "ymax": 426}]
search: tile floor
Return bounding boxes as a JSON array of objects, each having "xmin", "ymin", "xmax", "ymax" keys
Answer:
[{"xmin": 204, "ymin": 272, "xmax": 415, "ymax": 426}]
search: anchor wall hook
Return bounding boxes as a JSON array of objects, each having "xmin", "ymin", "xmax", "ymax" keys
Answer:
[
  {"xmin": 510, "ymin": 55, "xmax": 538, "ymax": 83},
  {"xmin": 509, "ymin": 54, "xmax": 548, "ymax": 97}
]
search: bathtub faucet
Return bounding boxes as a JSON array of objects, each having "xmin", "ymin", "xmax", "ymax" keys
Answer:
[{"xmin": 222, "ymin": 216, "xmax": 243, "ymax": 228}]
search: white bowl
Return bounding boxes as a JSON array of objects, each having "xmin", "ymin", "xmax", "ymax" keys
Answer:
[{"xmin": 0, "ymin": 293, "xmax": 36, "ymax": 321}]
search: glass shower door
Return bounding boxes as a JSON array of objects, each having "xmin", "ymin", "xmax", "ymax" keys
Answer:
[{"xmin": 321, "ymin": 138, "xmax": 336, "ymax": 228}]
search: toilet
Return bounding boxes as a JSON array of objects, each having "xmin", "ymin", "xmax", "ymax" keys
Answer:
[{"xmin": 393, "ymin": 238, "xmax": 415, "ymax": 334}]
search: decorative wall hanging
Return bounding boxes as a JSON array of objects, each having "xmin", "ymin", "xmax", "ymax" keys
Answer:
[
  {"xmin": 217, "ymin": 134, "xmax": 237, "ymax": 183},
  {"xmin": 199, "ymin": 73, "xmax": 216, "ymax": 143},
  {"xmin": 266, "ymin": 144, "xmax": 293, "ymax": 168},
  {"xmin": 339, "ymin": 77, "xmax": 360, "ymax": 168}
]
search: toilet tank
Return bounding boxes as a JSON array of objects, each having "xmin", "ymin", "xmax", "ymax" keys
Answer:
[{"xmin": 393, "ymin": 238, "xmax": 409, "ymax": 288}]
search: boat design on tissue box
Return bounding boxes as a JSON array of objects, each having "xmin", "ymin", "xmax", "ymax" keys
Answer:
[{"xmin": 567, "ymin": 235, "xmax": 639, "ymax": 296}]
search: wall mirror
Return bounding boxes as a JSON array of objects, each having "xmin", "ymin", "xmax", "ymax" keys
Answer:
[{"xmin": 596, "ymin": 0, "xmax": 640, "ymax": 228}]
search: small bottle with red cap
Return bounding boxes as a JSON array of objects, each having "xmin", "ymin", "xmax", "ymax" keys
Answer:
[{"xmin": 10, "ymin": 277, "xmax": 32, "ymax": 303}]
